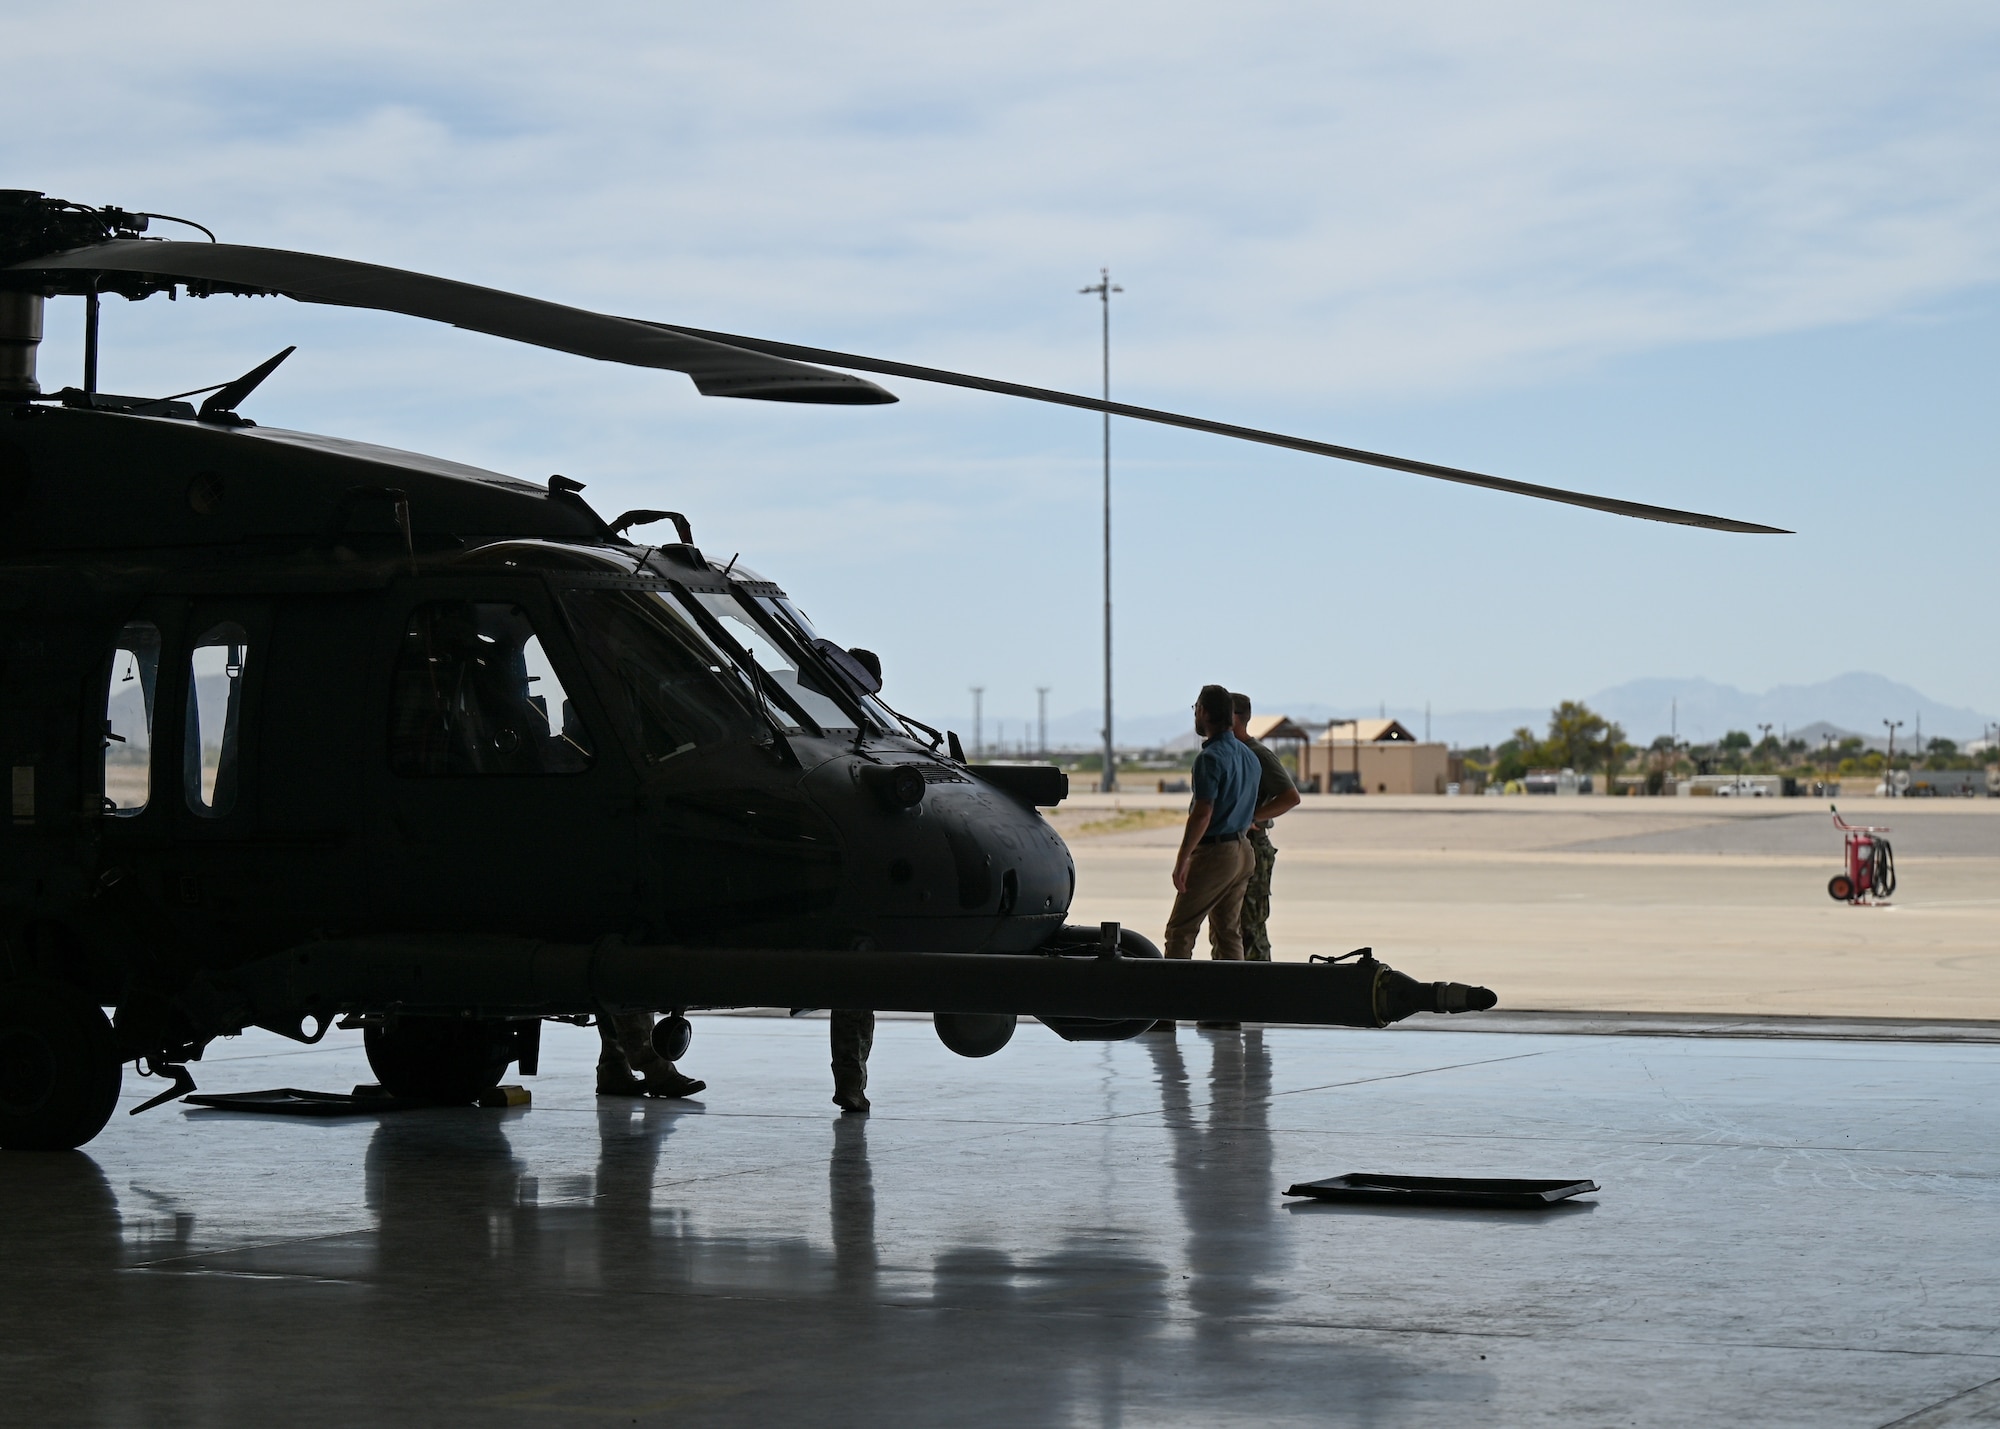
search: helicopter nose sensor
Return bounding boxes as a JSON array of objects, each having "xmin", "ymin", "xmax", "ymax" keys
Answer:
[{"xmin": 861, "ymin": 764, "xmax": 927, "ymax": 810}]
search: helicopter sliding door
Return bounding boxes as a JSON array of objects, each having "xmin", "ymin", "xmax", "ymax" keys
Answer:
[
  {"xmin": 375, "ymin": 583, "xmax": 638, "ymax": 939},
  {"xmin": 92, "ymin": 599, "xmax": 281, "ymax": 963}
]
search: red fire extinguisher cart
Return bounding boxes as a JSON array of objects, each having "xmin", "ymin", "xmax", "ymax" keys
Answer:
[{"xmin": 1828, "ymin": 806, "xmax": 1895, "ymax": 904}]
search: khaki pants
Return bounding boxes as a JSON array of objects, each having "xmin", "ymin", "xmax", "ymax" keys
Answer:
[
  {"xmin": 1240, "ymin": 827, "xmax": 1277, "ymax": 962},
  {"xmin": 1164, "ymin": 839, "xmax": 1255, "ymax": 960}
]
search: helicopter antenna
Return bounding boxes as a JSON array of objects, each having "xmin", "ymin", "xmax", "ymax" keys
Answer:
[{"xmin": 195, "ymin": 346, "xmax": 296, "ymax": 425}]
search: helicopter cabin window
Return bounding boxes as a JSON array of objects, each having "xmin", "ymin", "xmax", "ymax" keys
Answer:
[
  {"xmin": 689, "ymin": 591, "xmax": 853, "ymax": 733},
  {"xmin": 103, "ymin": 621, "xmax": 161, "ymax": 815},
  {"xmin": 389, "ymin": 602, "xmax": 592, "ymax": 776},
  {"xmin": 184, "ymin": 622, "xmax": 250, "ymax": 818},
  {"xmin": 562, "ymin": 590, "xmax": 762, "ymax": 765}
]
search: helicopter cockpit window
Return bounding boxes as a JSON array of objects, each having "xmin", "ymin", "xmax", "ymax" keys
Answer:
[
  {"xmin": 689, "ymin": 591, "xmax": 854, "ymax": 733},
  {"xmin": 185, "ymin": 622, "xmax": 250, "ymax": 818},
  {"xmin": 103, "ymin": 621, "xmax": 160, "ymax": 815},
  {"xmin": 388, "ymin": 602, "xmax": 592, "ymax": 777},
  {"xmin": 561, "ymin": 590, "xmax": 761, "ymax": 764},
  {"xmin": 754, "ymin": 596, "xmax": 900, "ymax": 731}
]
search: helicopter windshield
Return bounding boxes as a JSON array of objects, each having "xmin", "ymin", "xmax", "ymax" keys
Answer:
[
  {"xmin": 686, "ymin": 591, "xmax": 856, "ymax": 733},
  {"xmin": 560, "ymin": 589, "xmax": 763, "ymax": 764},
  {"xmin": 751, "ymin": 596, "xmax": 900, "ymax": 731}
]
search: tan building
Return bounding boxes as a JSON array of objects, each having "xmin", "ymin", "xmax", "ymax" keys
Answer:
[
  {"xmin": 1299, "ymin": 718, "xmax": 1453, "ymax": 795},
  {"xmin": 1236, "ymin": 714, "xmax": 1316, "ymax": 787},
  {"xmin": 1244, "ymin": 714, "xmax": 1315, "ymax": 744}
]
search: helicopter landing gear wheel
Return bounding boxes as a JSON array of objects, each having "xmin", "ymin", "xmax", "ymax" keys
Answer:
[
  {"xmin": 1828, "ymin": 874, "xmax": 1856, "ymax": 902},
  {"xmin": 0, "ymin": 980, "xmax": 124, "ymax": 1151},
  {"xmin": 363, "ymin": 1018, "xmax": 513, "ymax": 1105}
]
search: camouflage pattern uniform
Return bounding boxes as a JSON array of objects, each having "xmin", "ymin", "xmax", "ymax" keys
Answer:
[
  {"xmin": 830, "ymin": 1008, "xmax": 875, "ymax": 1112},
  {"xmin": 596, "ymin": 1012, "xmax": 704, "ymax": 1097},
  {"xmin": 1238, "ymin": 734, "xmax": 1295, "ymax": 962},
  {"xmin": 1241, "ymin": 827, "xmax": 1278, "ymax": 961}
]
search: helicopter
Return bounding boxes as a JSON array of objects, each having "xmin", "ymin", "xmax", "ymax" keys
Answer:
[{"xmin": 0, "ymin": 190, "xmax": 1781, "ymax": 1152}]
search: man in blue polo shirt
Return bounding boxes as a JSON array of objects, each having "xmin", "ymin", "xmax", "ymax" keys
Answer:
[{"xmin": 1163, "ymin": 683, "xmax": 1263, "ymax": 962}]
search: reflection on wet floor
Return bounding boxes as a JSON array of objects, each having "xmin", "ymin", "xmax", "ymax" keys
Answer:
[{"xmin": 5, "ymin": 1017, "xmax": 2000, "ymax": 1426}]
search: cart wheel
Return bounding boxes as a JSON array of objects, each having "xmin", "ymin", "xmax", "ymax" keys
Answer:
[{"xmin": 1828, "ymin": 874, "xmax": 1855, "ymax": 902}]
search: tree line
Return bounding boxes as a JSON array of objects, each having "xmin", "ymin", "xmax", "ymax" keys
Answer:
[{"xmin": 1456, "ymin": 702, "xmax": 1996, "ymax": 789}]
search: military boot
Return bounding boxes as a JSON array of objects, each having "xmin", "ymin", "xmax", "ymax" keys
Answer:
[
  {"xmin": 639, "ymin": 1068, "xmax": 706, "ymax": 1099},
  {"xmin": 596, "ymin": 1060, "xmax": 645, "ymax": 1096}
]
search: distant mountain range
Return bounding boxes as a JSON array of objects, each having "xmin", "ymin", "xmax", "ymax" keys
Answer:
[{"xmin": 1021, "ymin": 673, "xmax": 1994, "ymax": 753}]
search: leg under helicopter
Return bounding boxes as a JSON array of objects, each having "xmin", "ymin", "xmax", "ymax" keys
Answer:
[
  {"xmin": 594, "ymin": 1010, "xmax": 705, "ymax": 1100},
  {"xmin": 830, "ymin": 1008, "xmax": 874, "ymax": 1113}
]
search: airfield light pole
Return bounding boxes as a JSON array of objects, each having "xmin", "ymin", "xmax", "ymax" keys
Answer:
[
  {"xmin": 971, "ymin": 687, "xmax": 985, "ymax": 760},
  {"xmin": 1884, "ymin": 719, "xmax": 1903, "ymax": 795},
  {"xmin": 1036, "ymin": 687, "xmax": 1050, "ymax": 761},
  {"xmin": 1081, "ymin": 268, "xmax": 1122, "ymax": 792}
]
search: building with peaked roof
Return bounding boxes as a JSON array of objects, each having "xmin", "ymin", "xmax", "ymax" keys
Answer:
[
  {"xmin": 1245, "ymin": 714, "xmax": 1316, "ymax": 743},
  {"xmin": 1242, "ymin": 714, "xmax": 1314, "ymax": 787},
  {"xmin": 1300, "ymin": 718, "xmax": 1452, "ymax": 795}
]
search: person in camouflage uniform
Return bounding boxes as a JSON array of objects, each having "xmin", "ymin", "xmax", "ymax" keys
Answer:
[
  {"xmin": 829, "ymin": 1009, "xmax": 874, "ymax": 1113},
  {"xmin": 1231, "ymin": 693, "xmax": 1301, "ymax": 963},
  {"xmin": 595, "ymin": 1012, "xmax": 705, "ymax": 1098}
]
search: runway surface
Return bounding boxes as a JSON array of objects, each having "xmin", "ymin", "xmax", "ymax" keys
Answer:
[
  {"xmin": 5, "ymin": 1013, "xmax": 1998, "ymax": 1427},
  {"xmin": 1056, "ymin": 795, "xmax": 2000, "ymax": 1019}
]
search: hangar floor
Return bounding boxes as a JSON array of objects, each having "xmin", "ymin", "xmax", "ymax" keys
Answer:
[{"xmin": 5, "ymin": 1014, "xmax": 1998, "ymax": 1426}]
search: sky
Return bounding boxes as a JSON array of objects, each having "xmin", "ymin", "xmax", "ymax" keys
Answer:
[{"xmin": 14, "ymin": 1, "xmax": 2000, "ymax": 744}]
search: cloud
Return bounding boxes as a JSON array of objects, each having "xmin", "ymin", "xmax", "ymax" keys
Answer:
[
  {"xmin": 19, "ymin": 1, "xmax": 2000, "ymax": 398},
  {"xmin": 13, "ymin": 2, "xmax": 2000, "ymax": 724}
]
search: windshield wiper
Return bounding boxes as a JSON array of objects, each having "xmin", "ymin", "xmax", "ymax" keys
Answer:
[
  {"xmin": 744, "ymin": 598, "xmax": 888, "ymax": 735},
  {"xmin": 666, "ymin": 581, "xmax": 823, "ymax": 741}
]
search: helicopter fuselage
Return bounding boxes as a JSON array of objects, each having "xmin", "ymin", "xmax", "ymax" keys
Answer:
[
  {"xmin": 1, "ymin": 404, "xmax": 1072, "ymax": 1019},
  {"xmin": 0, "ymin": 188, "xmax": 1504, "ymax": 1150},
  {"xmin": 0, "ymin": 395, "xmax": 1491, "ymax": 1152}
]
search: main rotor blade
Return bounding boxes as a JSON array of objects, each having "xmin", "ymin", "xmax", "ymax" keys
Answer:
[
  {"xmin": 9, "ymin": 239, "xmax": 1783, "ymax": 530},
  {"xmin": 8, "ymin": 241, "xmax": 896, "ymax": 407},
  {"xmin": 657, "ymin": 323, "xmax": 1789, "ymax": 533}
]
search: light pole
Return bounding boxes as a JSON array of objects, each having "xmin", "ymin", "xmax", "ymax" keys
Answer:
[
  {"xmin": 971, "ymin": 687, "xmax": 985, "ymax": 760},
  {"xmin": 1080, "ymin": 268, "xmax": 1122, "ymax": 791},
  {"xmin": 1036, "ymin": 686, "xmax": 1049, "ymax": 761},
  {"xmin": 1883, "ymin": 719, "xmax": 1903, "ymax": 796}
]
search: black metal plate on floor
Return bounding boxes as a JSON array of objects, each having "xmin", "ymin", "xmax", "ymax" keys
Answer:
[
  {"xmin": 180, "ymin": 1087, "xmax": 424, "ymax": 1117},
  {"xmin": 1284, "ymin": 1174, "xmax": 1599, "ymax": 1208}
]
